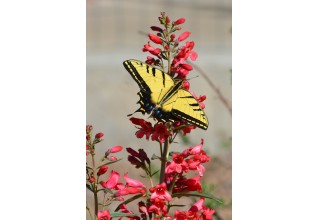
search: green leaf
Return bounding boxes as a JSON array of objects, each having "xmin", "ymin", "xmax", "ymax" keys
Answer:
[
  {"xmin": 151, "ymin": 170, "xmax": 160, "ymax": 177},
  {"xmin": 86, "ymin": 184, "xmax": 93, "ymax": 192},
  {"xmin": 172, "ymin": 192, "xmax": 223, "ymax": 204},
  {"xmin": 168, "ymin": 204, "xmax": 186, "ymax": 208},
  {"xmin": 110, "ymin": 212, "xmax": 139, "ymax": 217},
  {"xmin": 114, "ymin": 194, "xmax": 143, "ymax": 212},
  {"xmin": 97, "ymin": 159, "xmax": 122, "ymax": 169}
]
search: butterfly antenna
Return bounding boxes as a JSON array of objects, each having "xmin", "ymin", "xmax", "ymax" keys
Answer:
[{"xmin": 186, "ymin": 75, "xmax": 199, "ymax": 81}]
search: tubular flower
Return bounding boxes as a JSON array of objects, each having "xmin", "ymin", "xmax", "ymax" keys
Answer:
[
  {"xmin": 124, "ymin": 173, "xmax": 145, "ymax": 188},
  {"xmin": 177, "ymin": 31, "xmax": 191, "ymax": 42},
  {"xmin": 165, "ymin": 153, "xmax": 189, "ymax": 174},
  {"xmin": 105, "ymin": 170, "xmax": 120, "ymax": 189},
  {"xmin": 150, "ymin": 182, "xmax": 172, "ymax": 201},
  {"xmin": 142, "ymin": 42, "xmax": 161, "ymax": 56}
]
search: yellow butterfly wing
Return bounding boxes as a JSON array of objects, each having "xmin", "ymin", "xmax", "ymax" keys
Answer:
[
  {"xmin": 123, "ymin": 59, "xmax": 174, "ymax": 104},
  {"xmin": 162, "ymin": 89, "xmax": 209, "ymax": 130}
]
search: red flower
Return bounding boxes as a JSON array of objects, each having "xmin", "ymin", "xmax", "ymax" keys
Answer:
[
  {"xmin": 177, "ymin": 31, "xmax": 191, "ymax": 42},
  {"xmin": 97, "ymin": 210, "xmax": 110, "ymax": 220},
  {"xmin": 150, "ymin": 182, "xmax": 172, "ymax": 201},
  {"xmin": 130, "ymin": 117, "xmax": 154, "ymax": 140},
  {"xmin": 108, "ymin": 145, "xmax": 123, "ymax": 153},
  {"xmin": 202, "ymin": 206, "xmax": 215, "ymax": 220},
  {"xmin": 174, "ymin": 18, "xmax": 186, "ymax": 25},
  {"xmin": 151, "ymin": 123, "xmax": 171, "ymax": 143},
  {"xmin": 176, "ymin": 41, "xmax": 198, "ymax": 61},
  {"xmin": 173, "ymin": 176, "xmax": 202, "ymax": 193},
  {"xmin": 148, "ymin": 33, "xmax": 163, "ymax": 44},
  {"xmin": 142, "ymin": 42, "xmax": 161, "ymax": 56},
  {"xmin": 148, "ymin": 197, "xmax": 168, "ymax": 216},
  {"xmin": 181, "ymin": 125, "xmax": 196, "ymax": 135},
  {"xmin": 165, "ymin": 153, "xmax": 188, "ymax": 174},
  {"xmin": 105, "ymin": 170, "xmax": 120, "ymax": 189},
  {"xmin": 180, "ymin": 63, "xmax": 193, "ymax": 71},
  {"xmin": 97, "ymin": 165, "xmax": 108, "ymax": 176}
]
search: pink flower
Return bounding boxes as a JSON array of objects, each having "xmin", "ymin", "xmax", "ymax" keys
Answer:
[
  {"xmin": 150, "ymin": 182, "xmax": 172, "ymax": 201},
  {"xmin": 105, "ymin": 170, "xmax": 120, "ymax": 189},
  {"xmin": 124, "ymin": 173, "xmax": 145, "ymax": 188},
  {"xmin": 97, "ymin": 165, "xmax": 108, "ymax": 176},
  {"xmin": 182, "ymin": 139, "xmax": 204, "ymax": 157},
  {"xmin": 177, "ymin": 31, "xmax": 191, "ymax": 42},
  {"xmin": 148, "ymin": 33, "xmax": 163, "ymax": 44},
  {"xmin": 114, "ymin": 187, "xmax": 146, "ymax": 197},
  {"xmin": 190, "ymin": 198, "xmax": 204, "ymax": 212},
  {"xmin": 97, "ymin": 210, "xmax": 110, "ymax": 220}
]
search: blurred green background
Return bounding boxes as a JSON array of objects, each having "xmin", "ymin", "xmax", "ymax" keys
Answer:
[{"xmin": 87, "ymin": 0, "xmax": 231, "ymax": 219}]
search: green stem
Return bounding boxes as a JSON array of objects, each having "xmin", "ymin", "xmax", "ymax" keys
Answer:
[
  {"xmin": 91, "ymin": 154, "xmax": 98, "ymax": 217},
  {"xmin": 159, "ymin": 138, "xmax": 170, "ymax": 183}
]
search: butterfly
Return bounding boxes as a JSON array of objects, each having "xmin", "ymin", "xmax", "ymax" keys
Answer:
[{"xmin": 123, "ymin": 59, "xmax": 209, "ymax": 130}]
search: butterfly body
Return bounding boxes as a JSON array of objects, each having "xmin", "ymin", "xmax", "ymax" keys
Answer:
[{"xmin": 123, "ymin": 59, "xmax": 209, "ymax": 130}]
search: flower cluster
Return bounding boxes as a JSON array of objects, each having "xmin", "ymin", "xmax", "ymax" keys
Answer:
[
  {"xmin": 174, "ymin": 198, "xmax": 215, "ymax": 220},
  {"xmin": 142, "ymin": 12, "xmax": 198, "ymax": 80}
]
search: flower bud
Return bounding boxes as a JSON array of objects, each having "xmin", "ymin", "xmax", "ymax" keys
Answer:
[
  {"xmin": 95, "ymin": 132, "xmax": 104, "ymax": 140},
  {"xmin": 178, "ymin": 32, "xmax": 191, "ymax": 42},
  {"xmin": 148, "ymin": 33, "xmax": 163, "ymax": 44},
  {"xmin": 97, "ymin": 165, "xmax": 108, "ymax": 176},
  {"xmin": 174, "ymin": 18, "xmax": 186, "ymax": 25},
  {"xmin": 86, "ymin": 125, "xmax": 92, "ymax": 134},
  {"xmin": 109, "ymin": 145, "xmax": 123, "ymax": 153},
  {"xmin": 182, "ymin": 80, "xmax": 190, "ymax": 90},
  {"xmin": 150, "ymin": 26, "xmax": 163, "ymax": 32}
]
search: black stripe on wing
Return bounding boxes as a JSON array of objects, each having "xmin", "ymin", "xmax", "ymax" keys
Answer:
[
  {"xmin": 123, "ymin": 60, "xmax": 151, "ymax": 94},
  {"xmin": 171, "ymin": 109, "xmax": 208, "ymax": 130}
]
